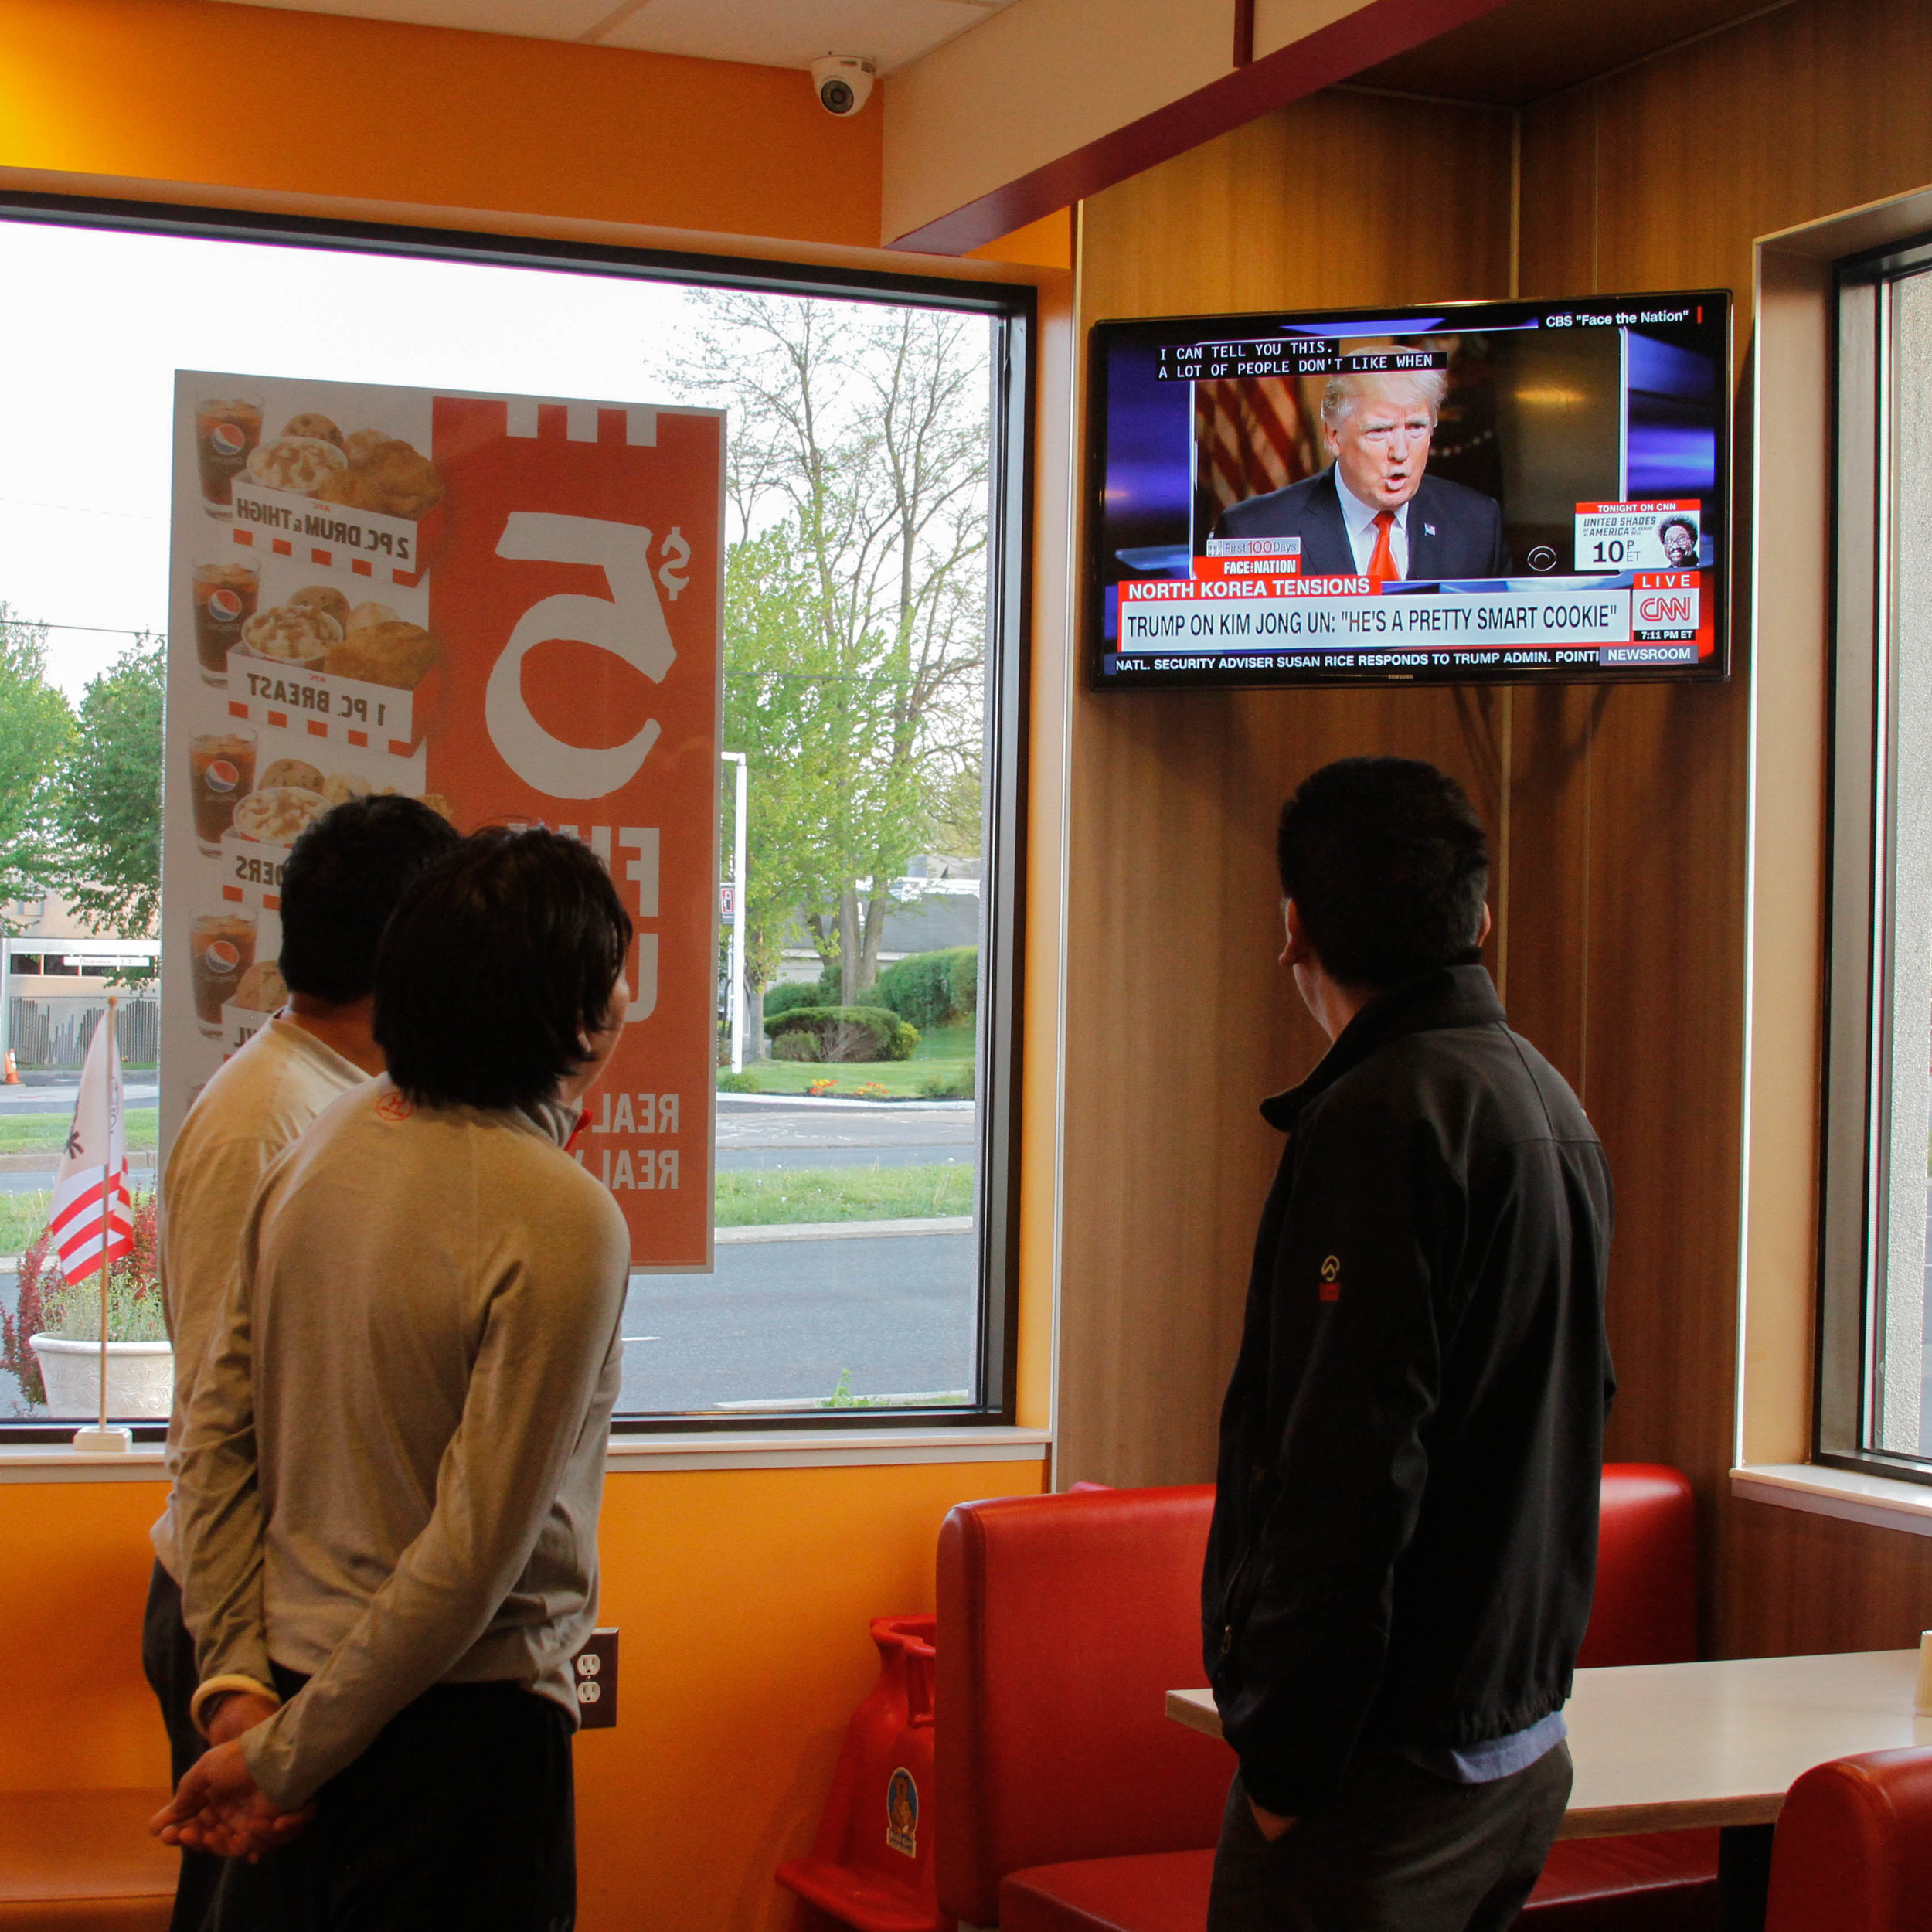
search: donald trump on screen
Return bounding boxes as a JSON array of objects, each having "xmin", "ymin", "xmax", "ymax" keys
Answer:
[{"xmin": 1215, "ymin": 368, "xmax": 1509, "ymax": 582}]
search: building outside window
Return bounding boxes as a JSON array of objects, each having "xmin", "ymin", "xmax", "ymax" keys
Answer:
[{"xmin": 0, "ymin": 208, "xmax": 1028, "ymax": 1437}]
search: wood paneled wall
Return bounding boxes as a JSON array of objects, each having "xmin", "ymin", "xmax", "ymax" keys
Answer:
[
  {"xmin": 1060, "ymin": 94, "xmax": 1514, "ymax": 1489},
  {"xmin": 1517, "ymin": 0, "xmax": 1932, "ymax": 1659},
  {"xmin": 1058, "ymin": 0, "xmax": 1932, "ymax": 1656}
]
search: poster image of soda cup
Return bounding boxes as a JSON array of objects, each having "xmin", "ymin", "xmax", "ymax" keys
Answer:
[
  {"xmin": 190, "ymin": 726, "xmax": 257, "ymax": 854},
  {"xmin": 196, "ymin": 394, "xmax": 264, "ymax": 516},
  {"xmin": 189, "ymin": 910, "xmax": 257, "ymax": 1036},
  {"xmin": 192, "ymin": 556, "xmax": 260, "ymax": 683}
]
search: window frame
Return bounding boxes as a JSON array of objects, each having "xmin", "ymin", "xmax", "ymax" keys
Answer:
[
  {"xmin": 0, "ymin": 188, "xmax": 1035, "ymax": 1443},
  {"xmin": 1816, "ymin": 230, "xmax": 1932, "ymax": 1483}
]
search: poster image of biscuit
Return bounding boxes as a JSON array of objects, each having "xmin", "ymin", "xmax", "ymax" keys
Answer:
[{"xmin": 165, "ymin": 372, "xmax": 725, "ymax": 1270}]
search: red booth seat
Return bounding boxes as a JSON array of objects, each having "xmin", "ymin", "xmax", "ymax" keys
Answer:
[
  {"xmin": 1766, "ymin": 1747, "xmax": 1932, "ymax": 1932},
  {"xmin": 937, "ymin": 1464, "xmax": 1713, "ymax": 1932}
]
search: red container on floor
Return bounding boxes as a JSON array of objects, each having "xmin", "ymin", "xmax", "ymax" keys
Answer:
[{"xmin": 778, "ymin": 1614, "xmax": 952, "ymax": 1932}]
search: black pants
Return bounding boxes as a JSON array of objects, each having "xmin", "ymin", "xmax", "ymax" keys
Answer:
[
  {"xmin": 141, "ymin": 1558, "xmax": 227, "ymax": 1932},
  {"xmin": 1208, "ymin": 1741, "xmax": 1573, "ymax": 1932},
  {"xmin": 141, "ymin": 1560, "xmax": 287, "ymax": 1932},
  {"xmin": 254, "ymin": 1663, "xmax": 577, "ymax": 1932}
]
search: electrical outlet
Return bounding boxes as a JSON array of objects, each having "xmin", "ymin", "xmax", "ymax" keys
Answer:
[{"xmin": 572, "ymin": 1627, "xmax": 617, "ymax": 1729}]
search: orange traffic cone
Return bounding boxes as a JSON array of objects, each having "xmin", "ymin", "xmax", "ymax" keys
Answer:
[{"xmin": 4, "ymin": 1050, "xmax": 19, "ymax": 1085}]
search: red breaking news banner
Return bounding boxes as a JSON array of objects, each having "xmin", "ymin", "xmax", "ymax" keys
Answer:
[{"xmin": 164, "ymin": 372, "xmax": 725, "ymax": 1270}]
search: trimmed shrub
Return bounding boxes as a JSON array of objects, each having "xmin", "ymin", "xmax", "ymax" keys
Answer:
[
  {"xmin": 765, "ymin": 1005, "xmax": 920, "ymax": 1064},
  {"xmin": 872, "ymin": 947, "xmax": 978, "ymax": 1033},
  {"xmin": 762, "ymin": 980, "xmax": 831, "ymax": 1022},
  {"xmin": 770, "ymin": 1030, "xmax": 821, "ymax": 1063}
]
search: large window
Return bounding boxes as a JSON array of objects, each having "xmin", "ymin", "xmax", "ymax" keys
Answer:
[
  {"xmin": 0, "ymin": 200, "xmax": 1029, "ymax": 1438},
  {"xmin": 1820, "ymin": 234, "xmax": 1932, "ymax": 1474}
]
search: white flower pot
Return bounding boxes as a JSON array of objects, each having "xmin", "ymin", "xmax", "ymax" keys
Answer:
[{"xmin": 29, "ymin": 1335, "xmax": 173, "ymax": 1419}]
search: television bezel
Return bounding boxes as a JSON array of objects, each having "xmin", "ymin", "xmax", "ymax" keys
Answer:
[{"xmin": 1083, "ymin": 288, "xmax": 1735, "ymax": 692}]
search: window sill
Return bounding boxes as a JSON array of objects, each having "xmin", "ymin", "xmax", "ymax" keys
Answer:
[
  {"xmin": 1731, "ymin": 1462, "xmax": 1932, "ymax": 1537},
  {"xmin": 602, "ymin": 1424, "xmax": 1052, "ymax": 1474},
  {"xmin": 0, "ymin": 1427, "xmax": 1053, "ymax": 1484}
]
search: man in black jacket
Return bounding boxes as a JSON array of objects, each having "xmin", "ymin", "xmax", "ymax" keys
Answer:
[{"xmin": 1202, "ymin": 757, "xmax": 1614, "ymax": 1932}]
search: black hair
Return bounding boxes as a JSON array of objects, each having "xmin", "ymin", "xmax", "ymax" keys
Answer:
[
  {"xmin": 1658, "ymin": 515, "xmax": 1697, "ymax": 540},
  {"xmin": 1275, "ymin": 757, "xmax": 1488, "ymax": 989},
  {"xmin": 374, "ymin": 826, "xmax": 633, "ymax": 1111},
  {"xmin": 278, "ymin": 795, "xmax": 463, "ymax": 1005}
]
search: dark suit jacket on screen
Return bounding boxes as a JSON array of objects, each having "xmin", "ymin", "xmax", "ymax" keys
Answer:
[{"xmin": 1216, "ymin": 467, "xmax": 1511, "ymax": 579}]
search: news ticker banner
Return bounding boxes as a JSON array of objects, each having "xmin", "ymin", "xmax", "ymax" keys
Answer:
[
  {"xmin": 163, "ymin": 371, "xmax": 724, "ymax": 1269},
  {"xmin": 1109, "ymin": 497, "xmax": 1712, "ymax": 679}
]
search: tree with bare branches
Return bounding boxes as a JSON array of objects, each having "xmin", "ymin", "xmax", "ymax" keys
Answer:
[{"xmin": 668, "ymin": 291, "xmax": 989, "ymax": 1005}]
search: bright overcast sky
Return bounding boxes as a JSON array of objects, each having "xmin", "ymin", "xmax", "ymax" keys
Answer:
[{"xmin": 0, "ymin": 218, "xmax": 713, "ymax": 702}]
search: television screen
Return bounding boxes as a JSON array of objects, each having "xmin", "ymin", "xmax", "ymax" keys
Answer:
[{"xmin": 1087, "ymin": 291, "xmax": 1731, "ymax": 689}]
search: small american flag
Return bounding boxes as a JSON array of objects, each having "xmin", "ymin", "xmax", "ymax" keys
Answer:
[
  {"xmin": 47, "ymin": 1006, "xmax": 131, "ymax": 1284},
  {"xmin": 1194, "ymin": 376, "xmax": 1318, "ymax": 519}
]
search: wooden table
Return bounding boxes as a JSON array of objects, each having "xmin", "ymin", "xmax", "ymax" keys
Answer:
[{"xmin": 1168, "ymin": 1650, "xmax": 1929, "ymax": 1930}]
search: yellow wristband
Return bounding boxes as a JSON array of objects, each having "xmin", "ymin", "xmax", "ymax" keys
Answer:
[{"xmin": 189, "ymin": 1674, "xmax": 281, "ymax": 1738}]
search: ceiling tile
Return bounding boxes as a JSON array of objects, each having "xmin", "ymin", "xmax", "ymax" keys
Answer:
[
  {"xmin": 202, "ymin": 0, "xmax": 616, "ymax": 40},
  {"xmin": 594, "ymin": 0, "xmax": 1012, "ymax": 72},
  {"xmin": 202, "ymin": 0, "xmax": 1012, "ymax": 70}
]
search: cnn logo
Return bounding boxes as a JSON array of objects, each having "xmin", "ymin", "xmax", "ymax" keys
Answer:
[{"xmin": 1638, "ymin": 594, "xmax": 1695, "ymax": 624}]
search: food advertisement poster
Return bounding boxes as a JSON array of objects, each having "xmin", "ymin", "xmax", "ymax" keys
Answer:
[{"xmin": 163, "ymin": 372, "xmax": 724, "ymax": 1268}]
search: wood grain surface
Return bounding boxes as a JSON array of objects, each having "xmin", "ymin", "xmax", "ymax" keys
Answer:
[
  {"xmin": 1060, "ymin": 92, "xmax": 1513, "ymax": 1490},
  {"xmin": 1059, "ymin": 0, "xmax": 1932, "ymax": 1660}
]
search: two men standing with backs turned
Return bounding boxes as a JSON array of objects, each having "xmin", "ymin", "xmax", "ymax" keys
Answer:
[
  {"xmin": 145, "ymin": 795, "xmax": 458, "ymax": 1931},
  {"xmin": 151, "ymin": 820, "xmax": 637, "ymax": 1932}
]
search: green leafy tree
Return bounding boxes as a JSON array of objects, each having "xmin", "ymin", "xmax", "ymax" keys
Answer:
[
  {"xmin": 57, "ymin": 632, "xmax": 163, "ymax": 963},
  {"xmin": 0, "ymin": 607, "xmax": 76, "ymax": 930},
  {"xmin": 668, "ymin": 293, "xmax": 990, "ymax": 1003}
]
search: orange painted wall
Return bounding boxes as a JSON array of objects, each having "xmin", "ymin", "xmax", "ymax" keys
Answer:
[
  {"xmin": 0, "ymin": 9, "xmax": 1062, "ymax": 1923},
  {"xmin": 0, "ymin": 0, "xmax": 882, "ymax": 249},
  {"xmin": 0, "ymin": 1458, "xmax": 1044, "ymax": 1928}
]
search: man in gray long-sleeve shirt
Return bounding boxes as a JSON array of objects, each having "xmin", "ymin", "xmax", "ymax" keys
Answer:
[
  {"xmin": 155, "ymin": 828, "xmax": 635, "ymax": 1931},
  {"xmin": 145, "ymin": 794, "xmax": 458, "ymax": 1932}
]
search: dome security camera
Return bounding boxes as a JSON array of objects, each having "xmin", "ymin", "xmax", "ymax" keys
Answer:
[{"xmin": 811, "ymin": 56, "xmax": 876, "ymax": 117}]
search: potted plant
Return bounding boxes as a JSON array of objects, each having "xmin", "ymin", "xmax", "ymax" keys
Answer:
[{"xmin": 9, "ymin": 1192, "xmax": 172, "ymax": 1418}]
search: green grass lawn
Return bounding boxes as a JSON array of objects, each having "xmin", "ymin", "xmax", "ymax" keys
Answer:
[
  {"xmin": 913, "ymin": 1022, "xmax": 975, "ymax": 1060},
  {"xmin": 0, "ymin": 1108, "xmax": 158, "ymax": 1156},
  {"xmin": 715, "ymin": 1163, "xmax": 972, "ymax": 1226},
  {"xmin": 0, "ymin": 1191, "xmax": 52, "ymax": 1256},
  {"xmin": 721, "ymin": 1022, "xmax": 976, "ymax": 1099},
  {"xmin": 721, "ymin": 1058, "xmax": 972, "ymax": 1098},
  {"xmin": 0, "ymin": 1162, "xmax": 976, "ymax": 1253}
]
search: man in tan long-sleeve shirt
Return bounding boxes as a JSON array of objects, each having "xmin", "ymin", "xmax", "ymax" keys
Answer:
[
  {"xmin": 145, "ymin": 794, "xmax": 457, "ymax": 1932},
  {"xmin": 157, "ymin": 827, "xmax": 634, "ymax": 1932}
]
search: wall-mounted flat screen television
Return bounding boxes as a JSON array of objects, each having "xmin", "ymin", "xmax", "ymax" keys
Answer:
[{"xmin": 1087, "ymin": 291, "xmax": 1731, "ymax": 689}]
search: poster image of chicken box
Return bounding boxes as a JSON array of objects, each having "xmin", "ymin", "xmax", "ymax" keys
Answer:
[
  {"xmin": 230, "ymin": 478, "xmax": 440, "ymax": 587},
  {"xmin": 223, "ymin": 655, "xmax": 426, "ymax": 757},
  {"xmin": 165, "ymin": 372, "xmax": 726, "ymax": 1270}
]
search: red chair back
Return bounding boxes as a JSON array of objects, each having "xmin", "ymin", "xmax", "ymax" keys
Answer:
[
  {"xmin": 1579, "ymin": 1464, "xmax": 1697, "ymax": 1667},
  {"xmin": 935, "ymin": 1463, "xmax": 1698, "ymax": 1926},
  {"xmin": 1767, "ymin": 1748, "xmax": 1932, "ymax": 1931},
  {"xmin": 934, "ymin": 1485, "xmax": 1228, "ymax": 1927}
]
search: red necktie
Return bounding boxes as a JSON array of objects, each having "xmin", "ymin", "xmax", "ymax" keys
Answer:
[{"xmin": 1367, "ymin": 509, "xmax": 1399, "ymax": 586}]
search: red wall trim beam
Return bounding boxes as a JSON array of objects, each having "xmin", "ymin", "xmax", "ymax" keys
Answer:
[{"xmin": 888, "ymin": 0, "xmax": 1516, "ymax": 254}]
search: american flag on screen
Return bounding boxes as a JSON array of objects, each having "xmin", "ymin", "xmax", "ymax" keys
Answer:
[
  {"xmin": 1195, "ymin": 376, "xmax": 1319, "ymax": 516},
  {"xmin": 47, "ymin": 1009, "xmax": 132, "ymax": 1284}
]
